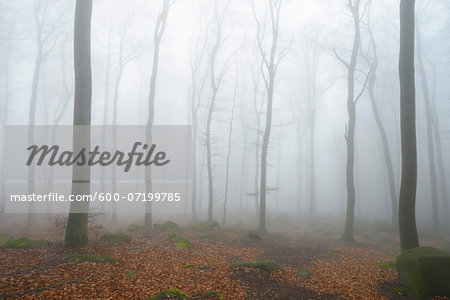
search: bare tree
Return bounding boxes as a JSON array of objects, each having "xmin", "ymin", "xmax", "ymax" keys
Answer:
[
  {"xmin": 27, "ymin": 0, "xmax": 66, "ymax": 222},
  {"xmin": 222, "ymin": 72, "xmax": 238, "ymax": 226},
  {"xmin": 64, "ymin": 0, "xmax": 93, "ymax": 247},
  {"xmin": 333, "ymin": 0, "xmax": 371, "ymax": 242},
  {"xmin": 188, "ymin": 20, "xmax": 209, "ymax": 222},
  {"xmin": 145, "ymin": 0, "xmax": 173, "ymax": 228},
  {"xmin": 364, "ymin": 6, "xmax": 399, "ymax": 234},
  {"xmin": 251, "ymin": 0, "xmax": 289, "ymax": 233},
  {"xmin": 205, "ymin": 0, "xmax": 230, "ymax": 223},
  {"xmin": 398, "ymin": 0, "xmax": 419, "ymax": 251},
  {"xmin": 416, "ymin": 19, "xmax": 441, "ymax": 235}
]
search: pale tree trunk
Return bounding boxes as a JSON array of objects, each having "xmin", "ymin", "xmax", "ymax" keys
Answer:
[
  {"xmin": 252, "ymin": 0, "xmax": 286, "ymax": 234},
  {"xmin": 206, "ymin": 0, "xmax": 228, "ymax": 223},
  {"xmin": 64, "ymin": 0, "xmax": 93, "ymax": 247},
  {"xmin": 416, "ymin": 23, "xmax": 440, "ymax": 235},
  {"xmin": 222, "ymin": 79, "xmax": 238, "ymax": 226},
  {"xmin": 398, "ymin": 0, "xmax": 419, "ymax": 251},
  {"xmin": 366, "ymin": 20, "xmax": 399, "ymax": 234},
  {"xmin": 145, "ymin": 0, "xmax": 172, "ymax": 228}
]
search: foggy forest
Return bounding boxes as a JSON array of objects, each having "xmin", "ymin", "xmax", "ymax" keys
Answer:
[{"xmin": 0, "ymin": 0, "xmax": 449, "ymax": 299}]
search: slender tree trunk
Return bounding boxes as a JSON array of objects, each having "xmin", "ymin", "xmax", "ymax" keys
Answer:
[
  {"xmin": 206, "ymin": 0, "xmax": 225, "ymax": 224},
  {"xmin": 366, "ymin": 26, "xmax": 399, "ymax": 234},
  {"xmin": 341, "ymin": 1, "xmax": 361, "ymax": 242},
  {"xmin": 222, "ymin": 81, "xmax": 237, "ymax": 226},
  {"xmin": 64, "ymin": 0, "xmax": 93, "ymax": 247},
  {"xmin": 398, "ymin": 0, "xmax": 419, "ymax": 251},
  {"xmin": 100, "ymin": 25, "xmax": 112, "ymax": 214},
  {"xmin": 145, "ymin": 0, "xmax": 171, "ymax": 228},
  {"xmin": 416, "ymin": 24, "xmax": 440, "ymax": 235}
]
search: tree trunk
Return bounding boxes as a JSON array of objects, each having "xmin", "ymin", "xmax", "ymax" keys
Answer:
[
  {"xmin": 145, "ymin": 0, "xmax": 171, "ymax": 228},
  {"xmin": 64, "ymin": 0, "xmax": 93, "ymax": 247},
  {"xmin": 366, "ymin": 26, "xmax": 399, "ymax": 234},
  {"xmin": 222, "ymin": 81, "xmax": 237, "ymax": 226},
  {"xmin": 341, "ymin": 1, "xmax": 361, "ymax": 243},
  {"xmin": 416, "ymin": 24, "xmax": 440, "ymax": 236},
  {"xmin": 398, "ymin": 0, "xmax": 419, "ymax": 251}
]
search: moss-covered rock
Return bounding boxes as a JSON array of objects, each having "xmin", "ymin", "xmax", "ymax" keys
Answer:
[
  {"xmin": 149, "ymin": 289, "xmax": 190, "ymax": 300},
  {"xmin": 128, "ymin": 224, "xmax": 151, "ymax": 233},
  {"xmin": 183, "ymin": 264, "xmax": 194, "ymax": 269},
  {"xmin": 0, "ymin": 237, "xmax": 48, "ymax": 249},
  {"xmin": 101, "ymin": 232, "xmax": 131, "ymax": 244},
  {"xmin": 297, "ymin": 269, "xmax": 312, "ymax": 279},
  {"xmin": 396, "ymin": 247, "xmax": 450, "ymax": 299},
  {"xmin": 230, "ymin": 260, "xmax": 284, "ymax": 273},
  {"xmin": 442, "ymin": 240, "xmax": 450, "ymax": 253},
  {"xmin": 154, "ymin": 220, "xmax": 180, "ymax": 231},
  {"xmin": 65, "ymin": 253, "xmax": 115, "ymax": 262},
  {"xmin": 0, "ymin": 234, "xmax": 13, "ymax": 244},
  {"xmin": 167, "ymin": 233, "xmax": 194, "ymax": 249}
]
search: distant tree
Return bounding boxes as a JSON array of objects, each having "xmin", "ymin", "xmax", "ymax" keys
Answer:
[
  {"xmin": 64, "ymin": 0, "xmax": 93, "ymax": 247},
  {"xmin": 222, "ymin": 72, "xmax": 238, "ymax": 226},
  {"xmin": 334, "ymin": 0, "xmax": 371, "ymax": 242},
  {"xmin": 365, "ymin": 5, "xmax": 399, "ymax": 234},
  {"xmin": 145, "ymin": 0, "xmax": 173, "ymax": 228},
  {"xmin": 398, "ymin": 0, "xmax": 419, "ymax": 251},
  {"xmin": 188, "ymin": 20, "xmax": 209, "ymax": 222},
  {"xmin": 251, "ymin": 0, "xmax": 289, "ymax": 233},
  {"xmin": 416, "ymin": 19, "xmax": 441, "ymax": 236},
  {"xmin": 27, "ymin": 0, "xmax": 67, "ymax": 223},
  {"xmin": 205, "ymin": 0, "xmax": 231, "ymax": 223}
]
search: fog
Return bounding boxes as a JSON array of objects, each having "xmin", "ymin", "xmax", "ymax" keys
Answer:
[{"xmin": 1, "ymin": 0, "xmax": 449, "ymax": 236}]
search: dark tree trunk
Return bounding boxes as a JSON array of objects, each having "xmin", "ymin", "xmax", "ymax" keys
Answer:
[
  {"xmin": 64, "ymin": 0, "xmax": 93, "ymax": 247},
  {"xmin": 341, "ymin": 1, "xmax": 361, "ymax": 243},
  {"xmin": 398, "ymin": 0, "xmax": 419, "ymax": 251}
]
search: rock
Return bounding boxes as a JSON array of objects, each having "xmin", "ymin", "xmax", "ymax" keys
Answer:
[
  {"xmin": 396, "ymin": 247, "xmax": 450, "ymax": 299},
  {"xmin": 149, "ymin": 289, "xmax": 190, "ymax": 300},
  {"xmin": 297, "ymin": 269, "xmax": 312, "ymax": 280},
  {"xmin": 0, "ymin": 237, "xmax": 48, "ymax": 249}
]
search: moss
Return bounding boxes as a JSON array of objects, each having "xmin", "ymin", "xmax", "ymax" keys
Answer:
[
  {"xmin": 0, "ymin": 237, "xmax": 48, "ymax": 249},
  {"xmin": 167, "ymin": 233, "xmax": 194, "ymax": 248},
  {"xmin": 128, "ymin": 224, "xmax": 151, "ymax": 233},
  {"xmin": 375, "ymin": 261, "xmax": 397, "ymax": 271},
  {"xmin": 188, "ymin": 221, "xmax": 220, "ymax": 230},
  {"xmin": 65, "ymin": 253, "xmax": 115, "ymax": 262},
  {"xmin": 126, "ymin": 270, "xmax": 136, "ymax": 279},
  {"xmin": 149, "ymin": 289, "xmax": 190, "ymax": 300},
  {"xmin": 183, "ymin": 264, "xmax": 194, "ymax": 269},
  {"xmin": 230, "ymin": 260, "xmax": 284, "ymax": 273},
  {"xmin": 154, "ymin": 221, "xmax": 180, "ymax": 231},
  {"xmin": 205, "ymin": 290, "xmax": 223, "ymax": 299},
  {"xmin": 396, "ymin": 247, "xmax": 450, "ymax": 299},
  {"xmin": 325, "ymin": 250, "xmax": 335, "ymax": 256},
  {"xmin": 0, "ymin": 235, "xmax": 13, "ymax": 244},
  {"xmin": 101, "ymin": 232, "xmax": 131, "ymax": 244}
]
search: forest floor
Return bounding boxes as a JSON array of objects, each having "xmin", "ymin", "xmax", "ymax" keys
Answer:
[{"xmin": 0, "ymin": 214, "xmax": 448, "ymax": 299}]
